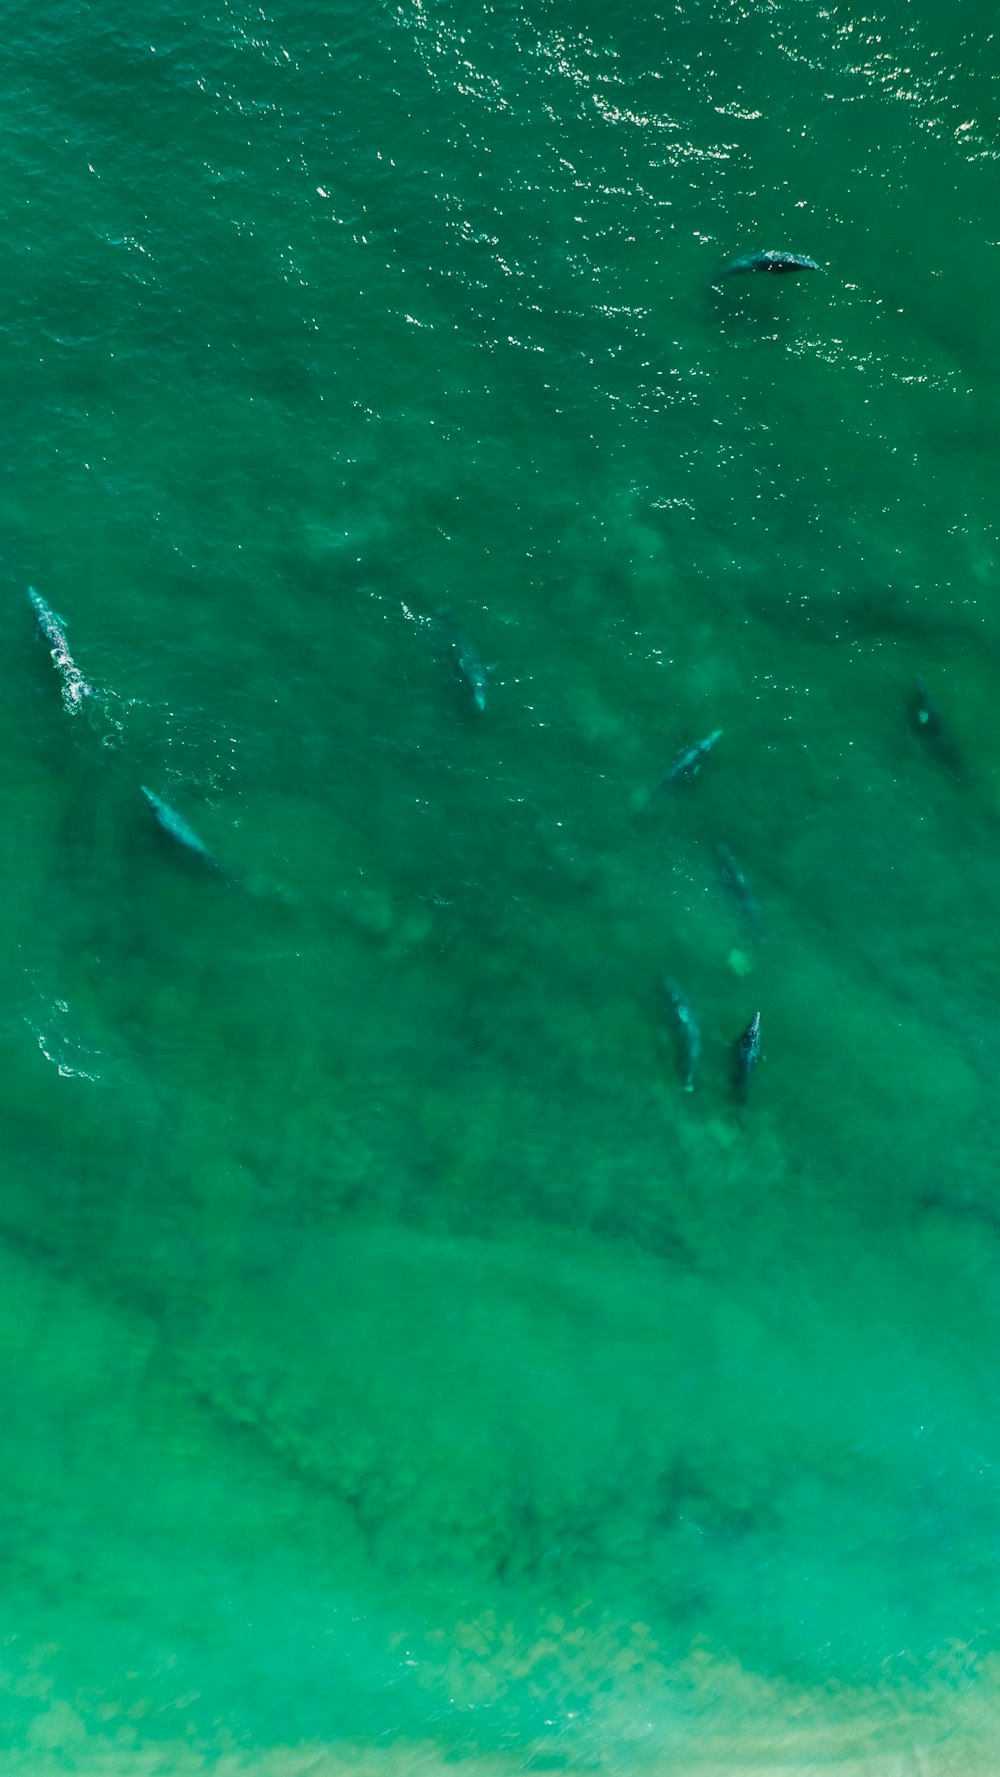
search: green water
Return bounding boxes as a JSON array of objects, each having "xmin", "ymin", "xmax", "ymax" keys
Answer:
[{"xmin": 3, "ymin": 0, "xmax": 1000, "ymax": 1768}]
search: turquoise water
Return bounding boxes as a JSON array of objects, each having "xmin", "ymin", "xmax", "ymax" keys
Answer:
[{"xmin": 3, "ymin": 0, "xmax": 1000, "ymax": 1768}]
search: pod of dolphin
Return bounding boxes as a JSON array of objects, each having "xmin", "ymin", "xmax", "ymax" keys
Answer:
[
  {"xmin": 30, "ymin": 242, "xmax": 931, "ymax": 1119},
  {"xmin": 32, "ymin": 556, "xmax": 956, "ymax": 1113}
]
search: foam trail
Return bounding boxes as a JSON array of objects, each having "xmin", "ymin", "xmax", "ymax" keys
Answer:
[{"xmin": 29, "ymin": 586, "xmax": 95, "ymax": 713}]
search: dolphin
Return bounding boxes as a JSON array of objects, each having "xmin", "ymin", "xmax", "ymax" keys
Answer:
[
  {"xmin": 716, "ymin": 844, "xmax": 763, "ymax": 940},
  {"xmin": 658, "ymin": 729, "xmax": 723, "ymax": 789},
  {"xmin": 453, "ymin": 628, "xmax": 487, "ymax": 713},
  {"xmin": 433, "ymin": 611, "xmax": 488, "ymax": 712},
  {"xmin": 909, "ymin": 675, "xmax": 966, "ymax": 780},
  {"xmin": 29, "ymin": 587, "xmax": 94, "ymax": 711},
  {"xmin": 635, "ymin": 729, "xmax": 722, "ymax": 818},
  {"xmin": 721, "ymin": 250, "xmax": 820, "ymax": 275},
  {"xmin": 732, "ymin": 1011, "xmax": 762, "ymax": 1102},
  {"xmin": 141, "ymin": 786, "xmax": 217, "ymax": 866},
  {"xmin": 662, "ymin": 976, "xmax": 701, "ymax": 1093}
]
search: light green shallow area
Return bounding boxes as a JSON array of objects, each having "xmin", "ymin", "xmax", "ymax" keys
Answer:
[{"xmin": 1, "ymin": 0, "xmax": 999, "ymax": 1768}]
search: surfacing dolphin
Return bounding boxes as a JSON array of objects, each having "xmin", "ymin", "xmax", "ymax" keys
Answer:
[
  {"xmin": 732, "ymin": 1011, "xmax": 762, "ymax": 1103},
  {"xmin": 29, "ymin": 587, "xmax": 94, "ymax": 711},
  {"xmin": 720, "ymin": 250, "xmax": 820, "ymax": 276},
  {"xmin": 141, "ymin": 786, "xmax": 218, "ymax": 868}
]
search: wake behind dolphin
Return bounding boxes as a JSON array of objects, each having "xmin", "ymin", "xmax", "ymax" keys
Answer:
[{"xmin": 29, "ymin": 587, "xmax": 94, "ymax": 711}]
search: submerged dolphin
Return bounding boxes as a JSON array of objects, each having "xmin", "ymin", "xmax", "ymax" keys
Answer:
[
  {"xmin": 721, "ymin": 250, "xmax": 820, "ymax": 276},
  {"xmin": 453, "ymin": 628, "xmax": 487, "ymax": 712},
  {"xmin": 658, "ymin": 729, "xmax": 723, "ymax": 789},
  {"xmin": 635, "ymin": 729, "xmax": 722, "ymax": 818},
  {"xmin": 662, "ymin": 976, "xmax": 701, "ymax": 1093},
  {"xmin": 909, "ymin": 675, "xmax": 966, "ymax": 781},
  {"xmin": 433, "ymin": 611, "xmax": 488, "ymax": 712},
  {"xmin": 716, "ymin": 844, "xmax": 763, "ymax": 940},
  {"xmin": 141, "ymin": 786, "xmax": 216, "ymax": 866},
  {"xmin": 29, "ymin": 587, "xmax": 94, "ymax": 711}
]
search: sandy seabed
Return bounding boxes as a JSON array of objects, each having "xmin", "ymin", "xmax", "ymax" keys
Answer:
[{"xmin": 6, "ymin": 1648, "xmax": 1000, "ymax": 1777}]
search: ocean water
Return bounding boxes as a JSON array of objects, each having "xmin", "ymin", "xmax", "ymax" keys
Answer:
[{"xmin": 3, "ymin": 0, "xmax": 1000, "ymax": 1769}]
